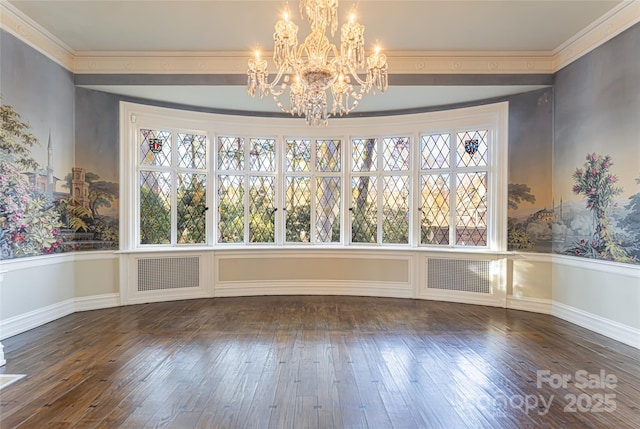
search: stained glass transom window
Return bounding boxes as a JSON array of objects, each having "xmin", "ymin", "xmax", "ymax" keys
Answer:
[{"xmin": 140, "ymin": 129, "xmax": 171, "ymax": 167}]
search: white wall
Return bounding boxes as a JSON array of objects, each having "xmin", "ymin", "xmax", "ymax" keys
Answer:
[{"xmin": 0, "ymin": 252, "xmax": 119, "ymax": 340}]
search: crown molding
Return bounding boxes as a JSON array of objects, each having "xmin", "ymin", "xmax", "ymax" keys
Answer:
[
  {"xmin": 552, "ymin": 0, "xmax": 640, "ymax": 71},
  {"xmin": 73, "ymin": 53, "xmax": 249, "ymax": 75},
  {"xmin": 0, "ymin": 1, "xmax": 74, "ymax": 70},
  {"xmin": 387, "ymin": 53, "xmax": 553, "ymax": 75},
  {"xmin": 2, "ymin": 0, "xmax": 639, "ymax": 76},
  {"xmin": 73, "ymin": 51, "xmax": 554, "ymax": 75}
]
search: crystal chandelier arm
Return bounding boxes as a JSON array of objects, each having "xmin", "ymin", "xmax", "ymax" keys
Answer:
[
  {"xmin": 341, "ymin": 48, "xmax": 388, "ymax": 93},
  {"xmin": 340, "ymin": 7, "xmax": 366, "ymax": 69},
  {"xmin": 273, "ymin": 4, "xmax": 299, "ymax": 68}
]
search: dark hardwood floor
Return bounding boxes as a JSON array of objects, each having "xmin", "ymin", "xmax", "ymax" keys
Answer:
[{"xmin": 0, "ymin": 296, "xmax": 638, "ymax": 428}]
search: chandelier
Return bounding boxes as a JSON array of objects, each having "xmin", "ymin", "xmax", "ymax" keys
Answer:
[{"xmin": 247, "ymin": 0, "xmax": 388, "ymax": 126}]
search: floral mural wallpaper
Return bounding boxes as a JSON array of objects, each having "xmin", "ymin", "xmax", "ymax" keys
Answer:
[
  {"xmin": 2, "ymin": 19, "xmax": 638, "ymax": 264},
  {"xmin": 0, "ymin": 30, "xmax": 118, "ymax": 260},
  {"xmin": 506, "ymin": 24, "xmax": 640, "ymax": 266},
  {"xmin": 553, "ymin": 23, "xmax": 640, "ymax": 265}
]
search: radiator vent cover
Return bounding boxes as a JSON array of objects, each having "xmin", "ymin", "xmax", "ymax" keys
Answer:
[
  {"xmin": 137, "ymin": 256, "xmax": 200, "ymax": 292},
  {"xmin": 427, "ymin": 258, "xmax": 491, "ymax": 294}
]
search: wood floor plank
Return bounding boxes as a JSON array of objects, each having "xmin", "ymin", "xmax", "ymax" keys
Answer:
[{"xmin": 1, "ymin": 296, "xmax": 639, "ymax": 429}]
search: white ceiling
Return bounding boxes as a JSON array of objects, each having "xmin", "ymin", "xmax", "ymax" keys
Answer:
[{"xmin": 6, "ymin": 0, "xmax": 627, "ymax": 113}]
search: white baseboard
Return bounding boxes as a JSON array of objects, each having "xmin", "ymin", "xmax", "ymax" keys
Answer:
[
  {"xmin": 552, "ymin": 301, "xmax": 640, "ymax": 350},
  {"xmin": 214, "ymin": 281, "xmax": 413, "ymax": 299},
  {"xmin": 75, "ymin": 293, "xmax": 121, "ymax": 312},
  {"xmin": 0, "ymin": 298, "xmax": 75, "ymax": 340},
  {"xmin": 2, "ymin": 290, "xmax": 637, "ymax": 354},
  {"xmin": 507, "ymin": 296, "xmax": 552, "ymax": 314},
  {"xmin": 0, "ymin": 294, "xmax": 121, "ymax": 340},
  {"xmin": 0, "ymin": 342, "xmax": 5, "ymax": 366},
  {"xmin": 123, "ymin": 290, "xmax": 213, "ymax": 306},
  {"xmin": 417, "ymin": 288, "xmax": 504, "ymax": 307}
]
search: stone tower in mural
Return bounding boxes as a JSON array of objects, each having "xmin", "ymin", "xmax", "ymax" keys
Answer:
[
  {"xmin": 72, "ymin": 167, "xmax": 90, "ymax": 209},
  {"xmin": 46, "ymin": 130, "xmax": 54, "ymax": 194}
]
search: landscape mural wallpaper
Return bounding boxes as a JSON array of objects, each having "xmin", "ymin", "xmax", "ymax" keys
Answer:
[
  {"xmin": 553, "ymin": 23, "xmax": 640, "ymax": 265},
  {"xmin": 2, "ymin": 20, "xmax": 638, "ymax": 265},
  {"xmin": 507, "ymin": 88, "xmax": 554, "ymax": 253},
  {"xmin": 0, "ymin": 30, "xmax": 118, "ymax": 260}
]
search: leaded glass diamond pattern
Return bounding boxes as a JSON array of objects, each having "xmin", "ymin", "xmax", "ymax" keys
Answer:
[
  {"xmin": 286, "ymin": 139, "xmax": 311, "ymax": 172},
  {"xmin": 140, "ymin": 129, "xmax": 171, "ymax": 167},
  {"xmin": 383, "ymin": 137, "xmax": 410, "ymax": 171},
  {"xmin": 351, "ymin": 176, "xmax": 377, "ymax": 243},
  {"xmin": 382, "ymin": 176, "xmax": 409, "ymax": 244},
  {"xmin": 177, "ymin": 173, "xmax": 206, "ymax": 244},
  {"xmin": 456, "ymin": 172, "xmax": 487, "ymax": 246},
  {"xmin": 249, "ymin": 176, "xmax": 276, "ymax": 243},
  {"xmin": 285, "ymin": 177, "xmax": 311, "ymax": 242},
  {"xmin": 316, "ymin": 177, "xmax": 340, "ymax": 243},
  {"xmin": 457, "ymin": 130, "xmax": 488, "ymax": 167},
  {"xmin": 218, "ymin": 175, "xmax": 244, "ymax": 243},
  {"xmin": 420, "ymin": 174, "xmax": 450, "ymax": 245},
  {"xmin": 352, "ymin": 138, "xmax": 377, "ymax": 172},
  {"xmin": 178, "ymin": 133, "xmax": 206, "ymax": 169},
  {"xmin": 139, "ymin": 171, "xmax": 171, "ymax": 244},
  {"xmin": 218, "ymin": 136, "xmax": 244, "ymax": 170},
  {"xmin": 317, "ymin": 140, "xmax": 341, "ymax": 172},
  {"xmin": 250, "ymin": 138, "xmax": 276, "ymax": 172},
  {"xmin": 422, "ymin": 134, "xmax": 450, "ymax": 169}
]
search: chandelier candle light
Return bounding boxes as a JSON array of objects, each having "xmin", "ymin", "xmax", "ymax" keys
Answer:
[{"xmin": 247, "ymin": 0, "xmax": 388, "ymax": 126}]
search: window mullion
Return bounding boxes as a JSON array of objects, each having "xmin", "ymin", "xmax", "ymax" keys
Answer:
[
  {"xmin": 449, "ymin": 131, "xmax": 457, "ymax": 247},
  {"xmin": 207, "ymin": 133, "xmax": 214, "ymax": 246},
  {"xmin": 243, "ymin": 137, "xmax": 250, "ymax": 244},
  {"xmin": 376, "ymin": 138, "xmax": 383, "ymax": 245},
  {"xmin": 171, "ymin": 129, "xmax": 179, "ymax": 246}
]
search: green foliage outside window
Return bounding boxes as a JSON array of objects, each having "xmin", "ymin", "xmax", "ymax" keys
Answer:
[{"xmin": 140, "ymin": 186, "xmax": 170, "ymax": 244}]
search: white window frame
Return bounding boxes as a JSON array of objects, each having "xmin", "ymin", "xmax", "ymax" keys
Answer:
[
  {"xmin": 119, "ymin": 101, "xmax": 508, "ymax": 252},
  {"xmin": 348, "ymin": 135, "xmax": 413, "ymax": 245}
]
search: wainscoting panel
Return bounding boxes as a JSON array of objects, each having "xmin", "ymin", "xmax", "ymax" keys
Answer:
[
  {"xmin": 214, "ymin": 250, "xmax": 414, "ymax": 298},
  {"xmin": 121, "ymin": 252, "xmax": 214, "ymax": 305},
  {"xmin": 417, "ymin": 253, "xmax": 507, "ymax": 307}
]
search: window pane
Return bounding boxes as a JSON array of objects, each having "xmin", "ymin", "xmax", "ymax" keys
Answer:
[
  {"xmin": 317, "ymin": 139, "xmax": 341, "ymax": 172},
  {"xmin": 352, "ymin": 138, "xmax": 377, "ymax": 172},
  {"xmin": 286, "ymin": 139, "xmax": 311, "ymax": 172},
  {"xmin": 383, "ymin": 137, "xmax": 410, "ymax": 171},
  {"xmin": 285, "ymin": 177, "xmax": 311, "ymax": 242},
  {"xmin": 139, "ymin": 171, "xmax": 171, "ymax": 244},
  {"xmin": 351, "ymin": 176, "xmax": 377, "ymax": 243},
  {"xmin": 249, "ymin": 176, "xmax": 276, "ymax": 243},
  {"xmin": 250, "ymin": 138, "xmax": 276, "ymax": 172},
  {"xmin": 382, "ymin": 175, "xmax": 410, "ymax": 244},
  {"xmin": 177, "ymin": 173, "xmax": 207, "ymax": 244},
  {"xmin": 218, "ymin": 136, "xmax": 244, "ymax": 170},
  {"xmin": 456, "ymin": 172, "xmax": 487, "ymax": 246},
  {"xmin": 457, "ymin": 130, "xmax": 488, "ymax": 168},
  {"xmin": 178, "ymin": 133, "xmax": 207, "ymax": 169},
  {"xmin": 140, "ymin": 129, "xmax": 171, "ymax": 167},
  {"xmin": 421, "ymin": 133, "xmax": 450, "ymax": 169},
  {"xmin": 218, "ymin": 175, "xmax": 244, "ymax": 243},
  {"xmin": 316, "ymin": 177, "xmax": 341, "ymax": 243},
  {"xmin": 420, "ymin": 174, "xmax": 450, "ymax": 245}
]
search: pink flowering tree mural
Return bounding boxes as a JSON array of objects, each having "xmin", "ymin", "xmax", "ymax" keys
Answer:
[
  {"xmin": 564, "ymin": 153, "xmax": 634, "ymax": 262},
  {"xmin": 0, "ymin": 103, "xmax": 63, "ymax": 259}
]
